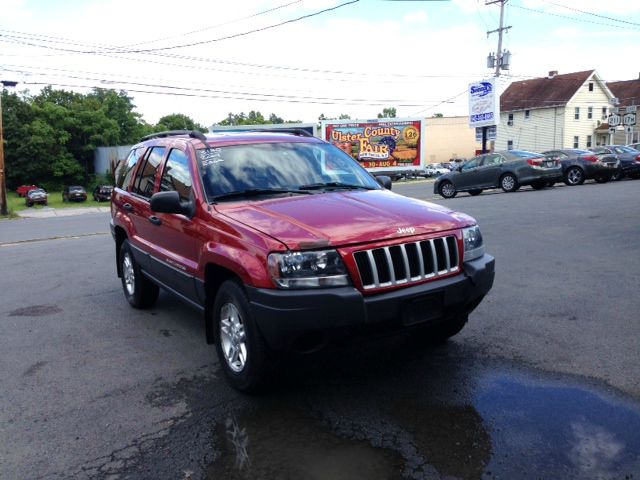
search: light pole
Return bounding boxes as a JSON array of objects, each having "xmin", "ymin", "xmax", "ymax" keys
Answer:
[{"xmin": 0, "ymin": 80, "xmax": 18, "ymax": 216}]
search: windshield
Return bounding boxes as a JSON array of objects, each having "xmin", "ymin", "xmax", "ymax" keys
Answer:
[
  {"xmin": 507, "ymin": 150, "xmax": 539, "ymax": 159},
  {"xmin": 613, "ymin": 146, "xmax": 636, "ymax": 154},
  {"xmin": 197, "ymin": 142, "xmax": 380, "ymax": 201},
  {"xmin": 29, "ymin": 189, "xmax": 45, "ymax": 195}
]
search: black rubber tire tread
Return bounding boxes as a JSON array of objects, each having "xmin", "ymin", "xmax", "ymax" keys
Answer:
[
  {"xmin": 213, "ymin": 280, "xmax": 271, "ymax": 393},
  {"xmin": 120, "ymin": 240, "xmax": 159, "ymax": 309},
  {"xmin": 531, "ymin": 181, "xmax": 547, "ymax": 190},
  {"xmin": 468, "ymin": 189, "xmax": 483, "ymax": 196},
  {"xmin": 594, "ymin": 175, "xmax": 611, "ymax": 184}
]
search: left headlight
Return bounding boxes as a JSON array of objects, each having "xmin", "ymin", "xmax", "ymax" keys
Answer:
[
  {"xmin": 267, "ymin": 249, "xmax": 350, "ymax": 289},
  {"xmin": 462, "ymin": 225, "xmax": 485, "ymax": 262}
]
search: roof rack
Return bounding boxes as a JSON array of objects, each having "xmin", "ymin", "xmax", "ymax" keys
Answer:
[
  {"xmin": 140, "ymin": 130, "xmax": 208, "ymax": 142},
  {"xmin": 243, "ymin": 128, "xmax": 314, "ymax": 137}
]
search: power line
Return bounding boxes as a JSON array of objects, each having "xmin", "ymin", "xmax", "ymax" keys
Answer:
[
  {"xmin": 538, "ymin": 0, "xmax": 640, "ymax": 28},
  {"xmin": 0, "ymin": 32, "xmax": 482, "ymax": 80},
  {"xmin": 510, "ymin": 3, "xmax": 640, "ymax": 31},
  {"xmin": 121, "ymin": 0, "xmax": 303, "ymax": 48},
  {"xmin": 2, "ymin": 66, "xmax": 444, "ymax": 105}
]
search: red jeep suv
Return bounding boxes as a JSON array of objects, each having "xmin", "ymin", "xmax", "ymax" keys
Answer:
[{"xmin": 111, "ymin": 130, "xmax": 494, "ymax": 392}]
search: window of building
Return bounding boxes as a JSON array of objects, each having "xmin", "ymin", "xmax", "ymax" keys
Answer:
[
  {"xmin": 586, "ymin": 135, "xmax": 592, "ymax": 148},
  {"xmin": 160, "ymin": 149, "xmax": 192, "ymax": 202},
  {"xmin": 524, "ymin": 110, "xmax": 530, "ymax": 119},
  {"xmin": 602, "ymin": 106, "xmax": 608, "ymax": 120},
  {"xmin": 508, "ymin": 113, "xmax": 514, "ymax": 126},
  {"xmin": 573, "ymin": 136, "xmax": 579, "ymax": 149},
  {"xmin": 507, "ymin": 140, "xmax": 514, "ymax": 150},
  {"xmin": 132, "ymin": 147, "xmax": 166, "ymax": 198},
  {"xmin": 589, "ymin": 82, "xmax": 594, "ymax": 92},
  {"xmin": 588, "ymin": 107, "xmax": 593, "ymax": 119},
  {"xmin": 574, "ymin": 107, "xmax": 580, "ymax": 120}
]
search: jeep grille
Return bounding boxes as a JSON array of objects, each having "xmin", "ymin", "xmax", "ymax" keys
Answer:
[{"xmin": 353, "ymin": 236, "xmax": 459, "ymax": 290}]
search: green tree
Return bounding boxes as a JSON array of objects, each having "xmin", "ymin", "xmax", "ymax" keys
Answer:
[
  {"xmin": 377, "ymin": 107, "xmax": 397, "ymax": 119},
  {"xmin": 156, "ymin": 113, "xmax": 207, "ymax": 132}
]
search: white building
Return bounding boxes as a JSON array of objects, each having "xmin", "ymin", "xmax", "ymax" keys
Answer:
[{"xmin": 495, "ymin": 70, "xmax": 615, "ymax": 152}]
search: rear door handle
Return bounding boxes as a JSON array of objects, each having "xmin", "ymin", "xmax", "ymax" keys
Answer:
[
  {"xmin": 123, "ymin": 203, "xmax": 134, "ymax": 212},
  {"xmin": 148, "ymin": 216, "xmax": 162, "ymax": 226}
]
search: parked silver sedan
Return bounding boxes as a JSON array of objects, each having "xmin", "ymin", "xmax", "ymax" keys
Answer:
[{"xmin": 434, "ymin": 150, "xmax": 562, "ymax": 198}]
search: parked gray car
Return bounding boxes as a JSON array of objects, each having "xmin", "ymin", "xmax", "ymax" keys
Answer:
[
  {"xmin": 542, "ymin": 149, "xmax": 617, "ymax": 185},
  {"xmin": 434, "ymin": 150, "xmax": 562, "ymax": 198},
  {"xmin": 590, "ymin": 145, "xmax": 640, "ymax": 180}
]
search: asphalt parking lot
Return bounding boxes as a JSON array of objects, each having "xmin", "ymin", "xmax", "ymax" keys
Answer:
[{"xmin": 1, "ymin": 179, "xmax": 639, "ymax": 479}]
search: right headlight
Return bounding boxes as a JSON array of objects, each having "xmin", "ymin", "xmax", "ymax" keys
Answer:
[{"xmin": 462, "ymin": 225, "xmax": 484, "ymax": 262}]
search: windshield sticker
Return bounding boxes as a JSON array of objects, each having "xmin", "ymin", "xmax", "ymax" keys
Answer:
[{"xmin": 200, "ymin": 148, "xmax": 223, "ymax": 166}]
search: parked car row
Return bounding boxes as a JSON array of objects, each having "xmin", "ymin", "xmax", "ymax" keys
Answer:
[
  {"xmin": 433, "ymin": 145, "xmax": 640, "ymax": 198},
  {"xmin": 15, "ymin": 184, "xmax": 114, "ymax": 206}
]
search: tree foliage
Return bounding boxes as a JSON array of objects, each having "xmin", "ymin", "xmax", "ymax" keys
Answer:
[
  {"xmin": 218, "ymin": 111, "xmax": 299, "ymax": 126},
  {"xmin": 1, "ymin": 87, "xmax": 203, "ymax": 189},
  {"xmin": 377, "ymin": 107, "xmax": 397, "ymax": 119}
]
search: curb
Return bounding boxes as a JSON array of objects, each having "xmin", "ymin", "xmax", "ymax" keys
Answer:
[{"xmin": 16, "ymin": 207, "xmax": 111, "ymax": 219}]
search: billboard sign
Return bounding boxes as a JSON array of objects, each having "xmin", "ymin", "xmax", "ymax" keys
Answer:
[
  {"xmin": 321, "ymin": 118, "xmax": 424, "ymax": 171},
  {"xmin": 469, "ymin": 78, "xmax": 500, "ymax": 128}
]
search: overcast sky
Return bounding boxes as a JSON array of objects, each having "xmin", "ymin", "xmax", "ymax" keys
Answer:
[{"xmin": 2, "ymin": 0, "xmax": 639, "ymax": 127}]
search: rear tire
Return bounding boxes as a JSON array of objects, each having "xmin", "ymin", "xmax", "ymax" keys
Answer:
[
  {"xmin": 438, "ymin": 181, "xmax": 457, "ymax": 199},
  {"xmin": 500, "ymin": 173, "xmax": 519, "ymax": 193},
  {"xmin": 611, "ymin": 170, "xmax": 624, "ymax": 181},
  {"xmin": 594, "ymin": 175, "xmax": 611, "ymax": 183},
  {"xmin": 468, "ymin": 189, "xmax": 482, "ymax": 196},
  {"xmin": 120, "ymin": 240, "xmax": 159, "ymax": 309},
  {"xmin": 531, "ymin": 181, "xmax": 547, "ymax": 190},
  {"xmin": 213, "ymin": 280, "xmax": 270, "ymax": 393}
]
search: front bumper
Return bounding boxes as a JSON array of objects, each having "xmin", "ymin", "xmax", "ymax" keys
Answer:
[{"xmin": 246, "ymin": 253, "xmax": 495, "ymax": 351}]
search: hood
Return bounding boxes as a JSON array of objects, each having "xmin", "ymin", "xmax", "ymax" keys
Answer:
[{"xmin": 214, "ymin": 190, "xmax": 474, "ymax": 250}]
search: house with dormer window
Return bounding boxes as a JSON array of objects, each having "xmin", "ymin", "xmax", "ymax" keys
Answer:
[
  {"xmin": 495, "ymin": 70, "xmax": 616, "ymax": 151},
  {"xmin": 597, "ymin": 75, "xmax": 640, "ymax": 145}
]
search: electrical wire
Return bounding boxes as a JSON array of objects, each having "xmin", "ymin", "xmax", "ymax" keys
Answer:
[
  {"xmin": 121, "ymin": 0, "xmax": 304, "ymax": 48},
  {"xmin": 537, "ymin": 0, "xmax": 640, "ymax": 28},
  {"xmin": 509, "ymin": 3, "xmax": 640, "ymax": 31}
]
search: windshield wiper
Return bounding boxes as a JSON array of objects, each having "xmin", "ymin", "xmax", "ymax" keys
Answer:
[
  {"xmin": 212, "ymin": 188, "xmax": 312, "ymax": 201},
  {"xmin": 298, "ymin": 182, "xmax": 374, "ymax": 191}
]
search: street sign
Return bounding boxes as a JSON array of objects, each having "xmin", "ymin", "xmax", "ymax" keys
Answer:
[
  {"xmin": 609, "ymin": 127, "xmax": 616, "ymax": 134},
  {"xmin": 625, "ymin": 126, "xmax": 634, "ymax": 134},
  {"xmin": 609, "ymin": 113, "xmax": 621, "ymax": 126},
  {"xmin": 612, "ymin": 107, "xmax": 623, "ymax": 114},
  {"xmin": 468, "ymin": 78, "xmax": 500, "ymax": 128},
  {"xmin": 627, "ymin": 106, "xmax": 637, "ymax": 113},
  {"xmin": 475, "ymin": 126, "xmax": 496, "ymax": 142},
  {"xmin": 623, "ymin": 113, "xmax": 637, "ymax": 126}
]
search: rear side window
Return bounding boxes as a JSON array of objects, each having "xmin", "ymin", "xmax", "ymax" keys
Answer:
[
  {"xmin": 132, "ymin": 147, "xmax": 166, "ymax": 198},
  {"xmin": 116, "ymin": 147, "xmax": 144, "ymax": 190},
  {"xmin": 160, "ymin": 149, "xmax": 192, "ymax": 202}
]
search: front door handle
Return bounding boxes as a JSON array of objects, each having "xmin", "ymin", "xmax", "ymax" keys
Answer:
[
  {"xmin": 123, "ymin": 203, "xmax": 134, "ymax": 212},
  {"xmin": 148, "ymin": 216, "xmax": 162, "ymax": 226}
]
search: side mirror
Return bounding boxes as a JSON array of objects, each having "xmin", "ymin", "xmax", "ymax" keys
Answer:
[
  {"xmin": 376, "ymin": 175, "xmax": 392, "ymax": 190},
  {"xmin": 150, "ymin": 191, "xmax": 193, "ymax": 217}
]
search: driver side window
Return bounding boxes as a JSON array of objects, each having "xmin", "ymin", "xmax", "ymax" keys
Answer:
[{"xmin": 483, "ymin": 154, "xmax": 504, "ymax": 166}]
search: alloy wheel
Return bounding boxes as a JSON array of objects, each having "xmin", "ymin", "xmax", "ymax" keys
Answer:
[{"xmin": 219, "ymin": 303, "xmax": 247, "ymax": 373}]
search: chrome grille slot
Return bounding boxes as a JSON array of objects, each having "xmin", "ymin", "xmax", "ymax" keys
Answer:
[{"xmin": 355, "ymin": 235, "xmax": 459, "ymax": 290}]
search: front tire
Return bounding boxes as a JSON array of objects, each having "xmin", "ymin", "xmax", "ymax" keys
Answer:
[
  {"xmin": 120, "ymin": 240, "xmax": 159, "ymax": 309},
  {"xmin": 500, "ymin": 173, "xmax": 519, "ymax": 192},
  {"xmin": 438, "ymin": 181, "xmax": 457, "ymax": 199},
  {"xmin": 564, "ymin": 166, "xmax": 585, "ymax": 186},
  {"xmin": 213, "ymin": 280, "xmax": 270, "ymax": 393}
]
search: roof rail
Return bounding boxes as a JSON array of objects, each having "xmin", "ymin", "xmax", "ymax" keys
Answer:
[
  {"xmin": 140, "ymin": 130, "xmax": 208, "ymax": 142},
  {"xmin": 243, "ymin": 128, "xmax": 314, "ymax": 137}
]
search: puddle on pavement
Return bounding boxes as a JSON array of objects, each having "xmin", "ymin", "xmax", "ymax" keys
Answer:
[{"xmin": 207, "ymin": 367, "xmax": 640, "ymax": 480}]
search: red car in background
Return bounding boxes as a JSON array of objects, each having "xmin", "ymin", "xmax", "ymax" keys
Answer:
[{"xmin": 16, "ymin": 185, "xmax": 40, "ymax": 197}]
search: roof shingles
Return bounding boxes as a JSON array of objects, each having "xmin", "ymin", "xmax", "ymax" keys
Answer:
[{"xmin": 500, "ymin": 70, "xmax": 594, "ymax": 112}]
